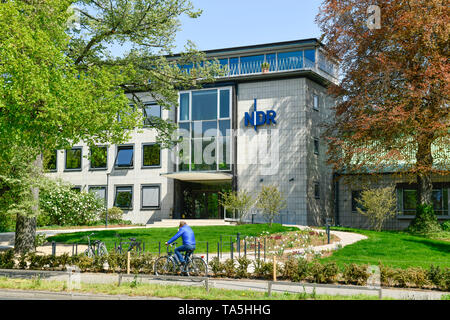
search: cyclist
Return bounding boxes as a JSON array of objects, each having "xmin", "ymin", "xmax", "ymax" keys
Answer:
[{"xmin": 165, "ymin": 221, "xmax": 196, "ymax": 270}]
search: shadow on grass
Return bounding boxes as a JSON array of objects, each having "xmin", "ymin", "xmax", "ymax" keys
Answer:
[{"xmin": 403, "ymin": 238, "xmax": 450, "ymax": 255}]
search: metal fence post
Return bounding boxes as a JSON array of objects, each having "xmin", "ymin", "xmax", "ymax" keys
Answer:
[
  {"xmin": 244, "ymin": 239, "xmax": 247, "ymax": 257},
  {"xmin": 220, "ymin": 235, "xmax": 222, "ymax": 258},
  {"xmin": 230, "ymin": 238, "xmax": 233, "ymax": 260},
  {"xmin": 217, "ymin": 242, "xmax": 220, "ymax": 259},
  {"xmin": 158, "ymin": 241, "xmax": 161, "ymax": 257},
  {"xmin": 206, "ymin": 242, "xmax": 209, "ymax": 264},
  {"xmin": 237, "ymin": 233, "xmax": 241, "ymax": 257},
  {"xmin": 51, "ymin": 241, "xmax": 56, "ymax": 256},
  {"xmin": 258, "ymin": 242, "xmax": 260, "ymax": 261},
  {"xmin": 76, "ymin": 243, "xmax": 78, "ymax": 255}
]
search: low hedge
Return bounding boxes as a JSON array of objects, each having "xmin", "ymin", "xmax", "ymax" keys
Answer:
[{"xmin": 0, "ymin": 250, "xmax": 448, "ymax": 291}]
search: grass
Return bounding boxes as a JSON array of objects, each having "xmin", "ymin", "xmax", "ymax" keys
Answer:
[
  {"xmin": 321, "ymin": 227, "xmax": 450, "ymax": 269},
  {"xmin": 0, "ymin": 277, "xmax": 393, "ymax": 300},
  {"xmin": 46, "ymin": 223, "xmax": 298, "ymax": 254}
]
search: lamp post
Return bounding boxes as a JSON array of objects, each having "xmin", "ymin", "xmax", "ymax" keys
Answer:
[{"xmin": 105, "ymin": 172, "xmax": 110, "ymax": 228}]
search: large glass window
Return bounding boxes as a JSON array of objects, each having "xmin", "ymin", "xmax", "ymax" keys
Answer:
[
  {"xmin": 178, "ymin": 88, "xmax": 232, "ymax": 172},
  {"xmin": 65, "ymin": 148, "xmax": 82, "ymax": 170},
  {"xmin": 180, "ymin": 93, "xmax": 190, "ymax": 121},
  {"xmin": 143, "ymin": 103, "xmax": 161, "ymax": 126},
  {"xmin": 115, "ymin": 145, "xmax": 134, "ymax": 168},
  {"xmin": 398, "ymin": 187, "xmax": 449, "ymax": 215},
  {"xmin": 240, "ymin": 55, "xmax": 264, "ymax": 74},
  {"xmin": 141, "ymin": 185, "xmax": 160, "ymax": 209},
  {"xmin": 142, "ymin": 143, "xmax": 160, "ymax": 167},
  {"xmin": 192, "ymin": 90, "xmax": 217, "ymax": 120},
  {"xmin": 114, "ymin": 186, "xmax": 133, "ymax": 209},
  {"xmin": 90, "ymin": 146, "xmax": 107, "ymax": 170}
]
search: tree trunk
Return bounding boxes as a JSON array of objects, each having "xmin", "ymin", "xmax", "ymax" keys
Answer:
[
  {"xmin": 416, "ymin": 137, "xmax": 434, "ymax": 206},
  {"xmin": 14, "ymin": 153, "xmax": 42, "ymax": 254}
]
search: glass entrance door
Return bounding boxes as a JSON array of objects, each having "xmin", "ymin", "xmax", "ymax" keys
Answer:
[{"xmin": 192, "ymin": 191, "xmax": 221, "ymax": 219}]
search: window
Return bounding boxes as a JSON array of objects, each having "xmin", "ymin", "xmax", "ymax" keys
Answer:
[
  {"xmin": 89, "ymin": 186, "xmax": 107, "ymax": 207},
  {"xmin": 351, "ymin": 190, "xmax": 363, "ymax": 212},
  {"xmin": 143, "ymin": 103, "xmax": 161, "ymax": 126},
  {"xmin": 114, "ymin": 186, "xmax": 133, "ymax": 209},
  {"xmin": 397, "ymin": 187, "xmax": 449, "ymax": 215},
  {"xmin": 239, "ymin": 55, "xmax": 265, "ymax": 74},
  {"xmin": 141, "ymin": 185, "xmax": 160, "ymax": 209},
  {"xmin": 192, "ymin": 90, "xmax": 217, "ymax": 121},
  {"xmin": 142, "ymin": 143, "xmax": 161, "ymax": 167},
  {"xmin": 177, "ymin": 88, "xmax": 232, "ymax": 172},
  {"xmin": 314, "ymin": 138, "xmax": 319, "ymax": 155},
  {"xmin": 65, "ymin": 147, "xmax": 82, "ymax": 170},
  {"xmin": 277, "ymin": 51, "xmax": 303, "ymax": 71},
  {"xmin": 71, "ymin": 186, "xmax": 81, "ymax": 193},
  {"xmin": 115, "ymin": 145, "xmax": 134, "ymax": 168},
  {"xmin": 313, "ymin": 95, "xmax": 319, "ymax": 111},
  {"xmin": 44, "ymin": 150, "xmax": 57, "ymax": 172},
  {"xmin": 314, "ymin": 182, "xmax": 320, "ymax": 199},
  {"xmin": 90, "ymin": 146, "xmax": 107, "ymax": 170},
  {"xmin": 304, "ymin": 49, "xmax": 316, "ymax": 63}
]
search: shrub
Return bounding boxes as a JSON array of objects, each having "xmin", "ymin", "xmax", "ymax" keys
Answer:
[
  {"xmin": 0, "ymin": 249, "xmax": 15, "ymax": 269},
  {"xmin": 379, "ymin": 263, "xmax": 397, "ymax": 287},
  {"xmin": 235, "ymin": 257, "xmax": 251, "ymax": 278},
  {"xmin": 342, "ymin": 264, "xmax": 370, "ymax": 286},
  {"xmin": 39, "ymin": 180, "xmax": 103, "ymax": 226},
  {"xmin": 427, "ymin": 265, "xmax": 450, "ymax": 291},
  {"xmin": 223, "ymin": 258, "xmax": 236, "ymax": 278},
  {"xmin": 407, "ymin": 204, "xmax": 441, "ymax": 234},
  {"xmin": 282, "ymin": 258, "xmax": 299, "ymax": 281},
  {"xmin": 208, "ymin": 257, "xmax": 224, "ymax": 277},
  {"xmin": 100, "ymin": 207, "xmax": 124, "ymax": 223},
  {"xmin": 309, "ymin": 261, "xmax": 339, "ymax": 284},
  {"xmin": 253, "ymin": 259, "xmax": 272, "ymax": 279},
  {"xmin": 441, "ymin": 221, "xmax": 450, "ymax": 231},
  {"xmin": 0, "ymin": 211, "xmax": 15, "ymax": 232}
]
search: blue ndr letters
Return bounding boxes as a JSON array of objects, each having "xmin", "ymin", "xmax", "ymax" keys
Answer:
[{"xmin": 244, "ymin": 110, "xmax": 276, "ymax": 130}]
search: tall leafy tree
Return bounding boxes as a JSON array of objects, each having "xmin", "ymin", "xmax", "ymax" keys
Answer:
[
  {"xmin": 0, "ymin": 0, "xmax": 221, "ymax": 253},
  {"xmin": 317, "ymin": 1, "xmax": 449, "ymax": 209}
]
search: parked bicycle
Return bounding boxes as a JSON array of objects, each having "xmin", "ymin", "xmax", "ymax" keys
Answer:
[
  {"xmin": 84, "ymin": 233, "xmax": 108, "ymax": 257},
  {"xmin": 154, "ymin": 244, "xmax": 207, "ymax": 278},
  {"xmin": 114, "ymin": 233, "xmax": 143, "ymax": 254}
]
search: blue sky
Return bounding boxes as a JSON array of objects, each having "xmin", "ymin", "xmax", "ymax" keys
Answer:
[{"xmin": 174, "ymin": 0, "xmax": 324, "ymax": 52}]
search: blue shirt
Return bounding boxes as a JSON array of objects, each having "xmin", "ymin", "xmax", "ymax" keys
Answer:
[{"xmin": 167, "ymin": 225, "xmax": 196, "ymax": 246}]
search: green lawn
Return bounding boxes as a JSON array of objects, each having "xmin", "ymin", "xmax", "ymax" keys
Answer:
[
  {"xmin": 46, "ymin": 223, "xmax": 298, "ymax": 254},
  {"xmin": 321, "ymin": 227, "xmax": 450, "ymax": 269}
]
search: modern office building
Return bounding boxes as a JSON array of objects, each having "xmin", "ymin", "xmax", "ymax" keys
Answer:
[{"xmin": 46, "ymin": 38, "xmax": 449, "ymax": 229}]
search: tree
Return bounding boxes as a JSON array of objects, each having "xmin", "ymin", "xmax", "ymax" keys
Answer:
[
  {"xmin": 0, "ymin": 0, "xmax": 221, "ymax": 253},
  {"xmin": 255, "ymin": 185, "xmax": 287, "ymax": 227},
  {"xmin": 355, "ymin": 185, "xmax": 397, "ymax": 231},
  {"xmin": 317, "ymin": 1, "xmax": 449, "ymax": 211},
  {"xmin": 219, "ymin": 190, "xmax": 254, "ymax": 223}
]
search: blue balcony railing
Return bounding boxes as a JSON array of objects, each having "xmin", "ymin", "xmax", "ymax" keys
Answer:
[{"xmin": 179, "ymin": 49, "xmax": 338, "ymax": 82}]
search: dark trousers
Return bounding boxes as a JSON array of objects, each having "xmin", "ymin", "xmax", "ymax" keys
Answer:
[{"xmin": 174, "ymin": 244, "xmax": 195, "ymax": 264}]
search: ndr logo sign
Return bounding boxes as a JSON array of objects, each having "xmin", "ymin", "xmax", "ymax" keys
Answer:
[{"xmin": 244, "ymin": 99, "xmax": 277, "ymax": 131}]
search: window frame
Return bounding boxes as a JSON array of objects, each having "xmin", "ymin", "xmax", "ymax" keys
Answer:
[
  {"xmin": 313, "ymin": 94, "xmax": 319, "ymax": 111},
  {"xmin": 114, "ymin": 144, "xmax": 134, "ymax": 169},
  {"xmin": 140, "ymin": 184, "xmax": 161, "ymax": 210},
  {"xmin": 142, "ymin": 102, "xmax": 161, "ymax": 127},
  {"xmin": 314, "ymin": 182, "xmax": 320, "ymax": 199},
  {"xmin": 313, "ymin": 137, "xmax": 319, "ymax": 155},
  {"xmin": 141, "ymin": 143, "xmax": 161, "ymax": 169},
  {"xmin": 45, "ymin": 150, "xmax": 58, "ymax": 172},
  {"xmin": 64, "ymin": 147, "xmax": 83, "ymax": 171},
  {"xmin": 89, "ymin": 145, "xmax": 108, "ymax": 171},
  {"xmin": 88, "ymin": 185, "xmax": 108, "ymax": 207},
  {"xmin": 114, "ymin": 185, "xmax": 133, "ymax": 210}
]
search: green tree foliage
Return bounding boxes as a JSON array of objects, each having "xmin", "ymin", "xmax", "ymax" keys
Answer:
[
  {"xmin": 219, "ymin": 190, "xmax": 254, "ymax": 223},
  {"xmin": 255, "ymin": 185, "xmax": 287, "ymax": 227},
  {"xmin": 355, "ymin": 185, "xmax": 397, "ymax": 231}
]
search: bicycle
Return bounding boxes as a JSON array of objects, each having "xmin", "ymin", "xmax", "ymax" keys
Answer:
[
  {"xmin": 84, "ymin": 233, "xmax": 108, "ymax": 257},
  {"xmin": 154, "ymin": 244, "xmax": 208, "ymax": 279},
  {"xmin": 114, "ymin": 233, "xmax": 142, "ymax": 254}
]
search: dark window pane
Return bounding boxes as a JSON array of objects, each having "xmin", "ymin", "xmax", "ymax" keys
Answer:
[
  {"xmin": 90, "ymin": 146, "xmax": 107, "ymax": 169},
  {"xmin": 192, "ymin": 121, "xmax": 217, "ymax": 138},
  {"xmin": 403, "ymin": 190, "xmax": 417, "ymax": 212},
  {"xmin": 191, "ymin": 138, "xmax": 216, "ymax": 171},
  {"xmin": 115, "ymin": 146, "xmax": 133, "ymax": 167},
  {"xmin": 142, "ymin": 186, "xmax": 160, "ymax": 208},
  {"xmin": 143, "ymin": 144, "xmax": 161, "ymax": 167},
  {"xmin": 220, "ymin": 90, "xmax": 230, "ymax": 118},
  {"xmin": 44, "ymin": 150, "xmax": 57, "ymax": 171},
  {"xmin": 192, "ymin": 90, "xmax": 217, "ymax": 120},
  {"xmin": 266, "ymin": 53, "xmax": 277, "ymax": 71},
  {"xmin": 180, "ymin": 93, "xmax": 190, "ymax": 121},
  {"xmin": 229, "ymin": 57, "xmax": 239, "ymax": 75},
  {"xmin": 143, "ymin": 104, "xmax": 161, "ymax": 126},
  {"xmin": 314, "ymin": 138, "xmax": 319, "ymax": 155},
  {"xmin": 218, "ymin": 136, "xmax": 231, "ymax": 170},
  {"xmin": 219, "ymin": 120, "xmax": 230, "ymax": 137},
  {"xmin": 314, "ymin": 183, "xmax": 320, "ymax": 199},
  {"xmin": 277, "ymin": 51, "xmax": 303, "ymax": 71},
  {"xmin": 115, "ymin": 187, "xmax": 133, "ymax": 209},
  {"xmin": 71, "ymin": 187, "xmax": 81, "ymax": 193},
  {"xmin": 66, "ymin": 148, "xmax": 82, "ymax": 170}
]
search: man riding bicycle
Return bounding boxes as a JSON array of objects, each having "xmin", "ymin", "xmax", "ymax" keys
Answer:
[{"xmin": 165, "ymin": 221, "xmax": 196, "ymax": 269}]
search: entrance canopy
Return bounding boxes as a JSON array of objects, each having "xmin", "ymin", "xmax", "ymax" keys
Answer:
[{"xmin": 160, "ymin": 172, "xmax": 232, "ymax": 182}]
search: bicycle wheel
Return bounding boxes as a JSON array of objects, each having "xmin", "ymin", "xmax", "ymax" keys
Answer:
[
  {"xmin": 154, "ymin": 256, "xmax": 176, "ymax": 275},
  {"xmin": 186, "ymin": 257, "xmax": 208, "ymax": 278},
  {"xmin": 84, "ymin": 247, "xmax": 95, "ymax": 258},
  {"xmin": 98, "ymin": 243, "xmax": 108, "ymax": 256}
]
